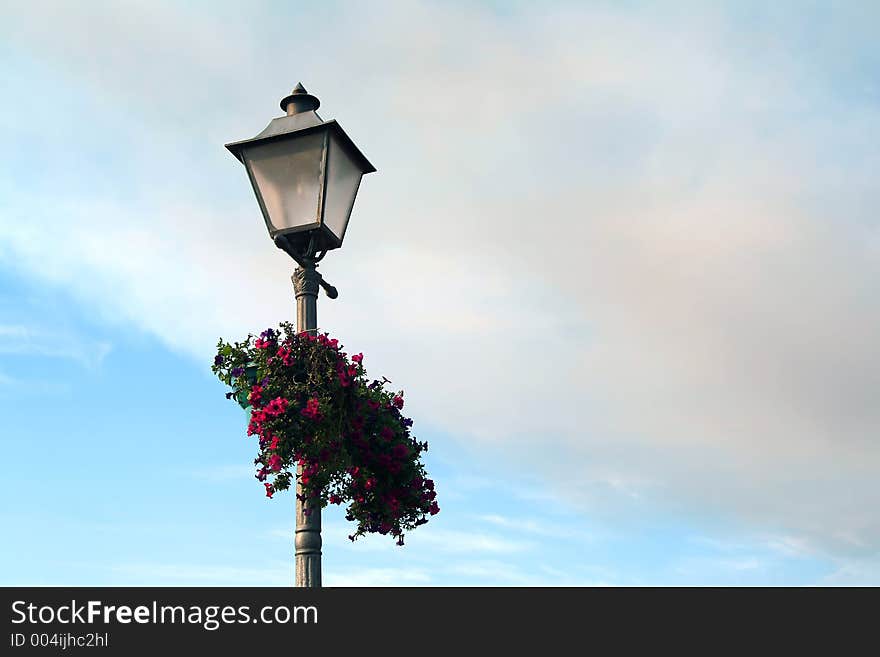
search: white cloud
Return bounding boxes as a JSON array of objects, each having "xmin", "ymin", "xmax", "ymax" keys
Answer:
[
  {"xmin": 446, "ymin": 560, "xmax": 536, "ymax": 586},
  {"xmin": 110, "ymin": 561, "xmax": 292, "ymax": 586},
  {"xmin": 324, "ymin": 567, "xmax": 431, "ymax": 587},
  {"xmin": 407, "ymin": 527, "xmax": 535, "ymax": 554},
  {"xmin": 293, "ymin": 519, "xmax": 536, "ymax": 555},
  {"xmin": 1, "ymin": 0, "xmax": 879, "ymax": 572},
  {"xmin": 820, "ymin": 558, "xmax": 880, "ymax": 586},
  {"xmin": 0, "ymin": 324, "xmax": 112, "ymax": 368},
  {"xmin": 478, "ymin": 514, "xmax": 597, "ymax": 542}
]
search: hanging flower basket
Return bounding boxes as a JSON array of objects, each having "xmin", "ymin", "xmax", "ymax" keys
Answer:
[{"xmin": 212, "ymin": 322, "xmax": 438, "ymax": 545}]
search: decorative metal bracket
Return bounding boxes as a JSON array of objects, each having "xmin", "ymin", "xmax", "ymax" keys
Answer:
[{"xmin": 276, "ymin": 234, "xmax": 338, "ymax": 299}]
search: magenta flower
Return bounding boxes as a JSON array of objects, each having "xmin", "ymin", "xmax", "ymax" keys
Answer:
[
  {"xmin": 300, "ymin": 397, "xmax": 322, "ymax": 420},
  {"xmin": 277, "ymin": 345, "xmax": 294, "ymax": 365},
  {"xmin": 265, "ymin": 397, "xmax": 289, "ymax": 417}
]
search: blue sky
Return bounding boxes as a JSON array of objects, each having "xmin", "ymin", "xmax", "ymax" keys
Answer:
[
  {"xmin": 1, "ymin": 1, "xmax": 878, "ymax": 585},
  {"xmin": 0, "ymin": 266, "xmax": 832, "ymax": 585}
]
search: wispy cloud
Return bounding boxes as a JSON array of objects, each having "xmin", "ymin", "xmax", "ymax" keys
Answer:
[
  {"xmin": 0, "ymin": 367, "xmax": 71, "ymax": 395},
  {"xmin": 324, "ymin": 568, "xmax": 431, "ymax": 587},
  {"xmin": 820, "ymin": 558, "xmax": 880, "ymax": 586},
  {"xmin": 407, "ymin": 527, "xmax": 535, "ymax": 554},
  {"xmin": 110, "ymin": 561, "xmax": 292, "ymax": 586},
  {"xmin": 478, "ymin": 514, "xmax": 597, "ymax": 542},
  {"xmin": 673, "ymin": 556, "xmax": 767, "ymax": 580},
  {"xmin": 0, "ymin": 324, "xmax": 111, "ymax": 368}
]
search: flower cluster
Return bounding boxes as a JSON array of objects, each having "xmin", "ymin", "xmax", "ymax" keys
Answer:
[{"xmin": 212, "ymin": 322, "xmax": 438, "ymax": 544}]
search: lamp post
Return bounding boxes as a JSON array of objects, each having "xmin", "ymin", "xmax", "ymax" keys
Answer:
[{"xmin": 225, "ymin": 83, "xmax": 376, "ymax": 587}]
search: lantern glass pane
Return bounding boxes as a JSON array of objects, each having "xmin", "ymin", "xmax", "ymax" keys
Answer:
[
  {"xmin": 243, "ymin": 132, "xmax": 325, "ymax": 235},
  {"xmin": 322, "ymin": 133, "xmax": 363, "ymax": 242}
]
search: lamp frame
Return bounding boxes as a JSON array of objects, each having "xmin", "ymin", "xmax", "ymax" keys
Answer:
[{"xmin": 226, "ymin": 119, "xmax": 376, "ymax": 254}]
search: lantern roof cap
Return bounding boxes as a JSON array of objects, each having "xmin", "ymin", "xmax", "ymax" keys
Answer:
[
  {"xmin": 224, "ymin": 84, "xmax": 375, "ymax": 174},
  {"xmin": 280, "ymin": 82, "xmax": 321, "ymax": 115}
]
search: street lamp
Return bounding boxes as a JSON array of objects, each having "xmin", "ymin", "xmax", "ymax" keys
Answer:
[{"xmin": 226, "ymin": 83, "xmax": 376, "ymax": 587}]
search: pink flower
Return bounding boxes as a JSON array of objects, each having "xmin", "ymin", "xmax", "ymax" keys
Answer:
[
  {"xmin": 247, "ymin": 409, "xmax": 268, "ymax": 436},
  {"xmin": 265, "ymin": 397, "xmax": 289, "ymax": 417},
  {"xmin": 269, "ymin": 436, "xmax": 281, "ymax": 450},
  {"xmin": 329, "ymin": 494, "xmax": 342, "ymax": 505},
  {"xmin": 380, "ymin": 426, "xmax": 394, "ymax": 441},
  {"xmin": 276, "ymin": 345, "xmax": 294, "ymax": 366},
  {"xmin": 300, "ymin": 397, "xmax": 322, "ymax": 420},
  {"xmin": 392, "ymin": 444, "xmax": 409, "ymax": 459},
  {"xmin": 264, "ymin": 483, "xmax": 275, "ymax": 498},
  {"xmin": 429, "ymin": 501, "xmax": 439, "ymax": 515},
  {"xmin": 268, "ymin": 454, "xmax": 283, "ymax": 472},
  {"xmin": 255, "ymin": 338, "xmax": 270, "ymax": 349},
  {"xmin": 352, "ymin": 353, "xmax": 363, "ymax": 364},
  {"xmin": 392, "ymin": 395, "xmax": 404, "ymax": 410}
]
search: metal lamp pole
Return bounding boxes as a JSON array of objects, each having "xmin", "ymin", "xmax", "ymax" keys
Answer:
[
  {"xmin": 291, "ymin": 261, "xmax": 337, "ymax": 587},
  {"xmin": 224, "ymin": 82, "xmax": 374, "ymax": 587},
  {"xmin": 292, "ymin": 264, "xmax": 321, "ymax": 587}
]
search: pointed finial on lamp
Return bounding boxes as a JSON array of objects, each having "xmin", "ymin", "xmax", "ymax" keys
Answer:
[{"xmin": 280, "ymin": 82, "xmax": 321, "ymax": 115}]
